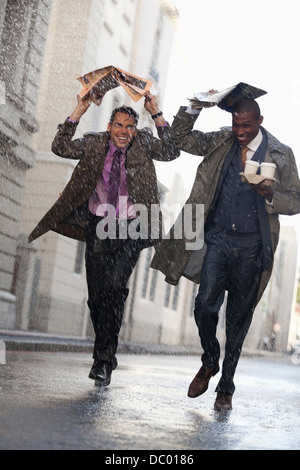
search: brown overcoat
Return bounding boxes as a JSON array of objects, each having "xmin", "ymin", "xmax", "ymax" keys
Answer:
[
  {"xmin": 28, "ymin": 119, "xmax": 180, "ymax": 243},
  {"xmin": 151, "ymin": 107, "xmax": 300, "ymax": 302}
]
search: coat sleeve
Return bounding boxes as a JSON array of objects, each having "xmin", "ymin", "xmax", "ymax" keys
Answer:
[
  {"xmin": 169, "ymin": 106, "xmax": 226, "ymax": 156},
  {"xmin": 266, "ymin": 145, "xmax": 300, "ymax": 216},
  {"xmin": 51, "ymin": 118, "xmax": 87, "ymax": 160},
  {"xmin": 142, "ymin": 126, "xmax": 181, "ymax": 162}
]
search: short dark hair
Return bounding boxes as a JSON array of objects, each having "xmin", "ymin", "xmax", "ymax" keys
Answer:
[
  {"xmin": 232, "ymin": 98, "xmax": 261, "ymax": 120},
  {"xmin": 110, "ymin": 106, "xmax": 139, "ymax": 126}
]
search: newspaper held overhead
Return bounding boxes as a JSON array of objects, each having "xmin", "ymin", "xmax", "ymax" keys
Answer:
[
  {"xmin": 77, "ymin": 66, "xmax": 153, "ymax": 105},
  {"xmin": 188, "ymin": 82, "xmax": 267, "ymax": 112}
]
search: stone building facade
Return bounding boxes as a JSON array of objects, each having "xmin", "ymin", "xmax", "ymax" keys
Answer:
[
  {"xmin": 0, "ymin": 0, "xmax": 51, "ymax": 328},
  {"xmin": 13, "ymin": 0, "xmax": 193, "ymax": 344}
]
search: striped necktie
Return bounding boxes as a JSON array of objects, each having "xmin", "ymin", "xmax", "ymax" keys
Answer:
[
  {"xmin": 241, "ymin": 146, "xmax": 249, "ymax": 169},
  {"xmin": 107, "ymin": 149, "xmax": 122, "ymax": 207}
]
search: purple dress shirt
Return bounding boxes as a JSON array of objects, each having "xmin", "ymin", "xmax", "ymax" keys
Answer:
[
  {"xmin": 89, "ymin": 142, "xmax": 136, "ymax": 219},
  {"xmin": 67, "ymin": 117, "xmax": 169, "ymax": 220}
]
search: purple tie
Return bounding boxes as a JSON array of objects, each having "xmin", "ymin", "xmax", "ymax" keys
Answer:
[{"xmin": 107, "ymin": 149, "xmax": 122, "ymax": 207}]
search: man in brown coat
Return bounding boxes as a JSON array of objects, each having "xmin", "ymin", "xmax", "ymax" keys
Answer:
[
  {"xmin": 151, "ymin": 97, "xmax": 300, "ymax": 411},
  {"xmin": 28, "ymin": 93, "xmax": 180, "ymax": 387}
]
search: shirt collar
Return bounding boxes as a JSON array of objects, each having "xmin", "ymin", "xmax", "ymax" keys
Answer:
[
  {"xmin": 109, "ymin": 141, "xmax": 128, "ymax": 155},
  {"xmin": 247, "ymin": 129, "xmax": 263, "ymax": 153}
]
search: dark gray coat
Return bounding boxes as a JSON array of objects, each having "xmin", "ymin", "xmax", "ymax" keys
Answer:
[{"xmin": 151, "ymin": 107, "xmax": 300, "ymax": 302}]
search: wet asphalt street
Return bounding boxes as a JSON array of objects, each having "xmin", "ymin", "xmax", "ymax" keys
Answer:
[{"xmin": 0, "ymin": 351, "xmax": 299, "ymax": 451}]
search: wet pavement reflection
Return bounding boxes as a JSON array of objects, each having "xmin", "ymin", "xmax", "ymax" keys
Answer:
[{"xmin": 0, "ymin": 352, "xmax": 299, "ymax": 450}]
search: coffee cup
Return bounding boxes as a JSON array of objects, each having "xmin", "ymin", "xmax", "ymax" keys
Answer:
[
  {"xmin": 260, "ymin": 162, "xmax": 276, "ymax": 179},
  {"xmin": 244, "ymin": 160, "xmax": 259, "ymax": 175}
]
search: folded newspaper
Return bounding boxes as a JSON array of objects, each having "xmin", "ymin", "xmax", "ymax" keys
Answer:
[
  {"xmin": 188, "ymin": 82, "xmax": 267, "ymax": 112},
  {"xmin": 77, "ymin": 66, "xmax": 153, "ymax": 105}
]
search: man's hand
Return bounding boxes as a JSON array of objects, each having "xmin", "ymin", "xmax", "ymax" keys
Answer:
[
  {"xmin": 144, "ymin": 93, "xmax": 167, "ymax": 126},
  {"xmin": 250, "ymin": 183, "xmax": 273, "ymax": 202},
  {"xmin": 69, "ymin": 94, "xmax": 93, "ymax": 122},
  {"xmin": 144, "ymin": 93, "xmax": 160, "ymax": 115},
  {"xmin": 190, "ymin": 89, "xmax": 219, "ymax": 110}
]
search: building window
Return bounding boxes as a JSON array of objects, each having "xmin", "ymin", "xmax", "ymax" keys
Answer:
[
  {"xmin": 149, "ymin": 270, "xmax": 158, "ymax": 302},
  {"xmin": 164, "ymin": 284, "xmax": 171, "ymax": 307},
  {"xmin": 112, "ymin": 94, "xmax": 120, "ymax": 109},
  {"xmin": 104, "ymin": 3, "xmax": 115, "ymax": 35},
  {"xmin": 142, "ymin": 248, "xmax": 153, "ymax": 298},
  {"xmin": 119, "ymin": 44, "xmax": 128, "ymax": 57},
  {"xmin": 74, "ymin": 241, "xmax": 85, "ymax": 274},
  {"xmin": 276, "ymin": 241, "xmax": 286, "ymax": 287},
  {"xmin": 190, "ymin": 284, "xmax": 198, "ymax": 316},
  {"xmin": 103, "ymin": 21, "xmax": 114, "ymax": 36},
  {"xmin": 11, "ymin": 255, "xmax": 21, "ymax": 295},
  {"xmin": 172, "ymin": 285, "xmax": 179, "ymax": 310},
  {"xmin": 122, "ymin": 13, "xmax": 132, "ymax": 27},
  {"xmin": 164, "ymin": 283, "xmax": 180, "ymax": 311}
]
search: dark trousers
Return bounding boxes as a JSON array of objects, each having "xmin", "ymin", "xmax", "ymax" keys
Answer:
[
  {"xmin": 194, "ymin": 228, "xmax": 263, "ymax": 395},
  {"xmin": 85, "ymin": 214, "xmax": 143, "ymax": 369}
]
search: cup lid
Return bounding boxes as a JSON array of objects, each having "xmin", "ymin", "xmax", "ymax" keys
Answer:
[{"xmin": 260, "ymin": 162, "xmax": 276, "ymax": 167}]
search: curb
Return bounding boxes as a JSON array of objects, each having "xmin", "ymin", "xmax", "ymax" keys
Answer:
[
  {"xmin": 0, "ymin": 329, "xmax": 201, "ymax": 356},
  {"xmin": 0, "ymin": 329, "xmax": 287, "ymax": 359}
]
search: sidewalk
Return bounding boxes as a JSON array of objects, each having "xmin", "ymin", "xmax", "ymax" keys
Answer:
[
  {"xmin": 0, "ymin": 328, "xmax": 201, "ymax": 356},
  {"xmin": 0, "ymin": 328, "xmax": 286, "ymax": 359}
]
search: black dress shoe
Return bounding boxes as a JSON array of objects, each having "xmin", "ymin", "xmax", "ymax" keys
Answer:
[
  {"xmin": 214, "ymin": 392, "xmax": 233, "ymax": 411},
  {"xmin": 89, "ymin": 360, "xmax": 112, "ymax": 387}
]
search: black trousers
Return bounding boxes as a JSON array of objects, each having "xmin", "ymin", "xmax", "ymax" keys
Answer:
[
  {"xmin": 194, "ymin": 227, "xmax": 263, "ymax": 395},
  {"xmin": 85, "ymin": 214, "xmax": 144, "ymax": 369}
]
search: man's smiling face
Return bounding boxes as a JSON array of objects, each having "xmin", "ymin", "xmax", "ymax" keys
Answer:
[
  {"xmin": 232, "ymin": 109, "xmax": 263, "ymax": 147},
  {"xmin": 107, "ymin": 112, "xmax": 137, "ymax": 149}
]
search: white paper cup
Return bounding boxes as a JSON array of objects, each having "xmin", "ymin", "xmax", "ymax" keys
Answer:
[
  {"xmin": 244, "ymin": 160, "xmax": 259, "ymax": 175},
  {"xmin": 260, "ymin": 162, "xmax": 276, "ymax": 179}
]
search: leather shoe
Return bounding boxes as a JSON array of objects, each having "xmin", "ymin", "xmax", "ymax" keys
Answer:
[
  {"xmin": 188, "ymin": 364, "xmax": 220, "ymax": 398},
  {"xmin": 214, "ymin": 392, "xmax": 233, "ymax": 411},
  {"xmin": 89, "ymin": 360, "xmax": 112, "ymax": 387}
]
